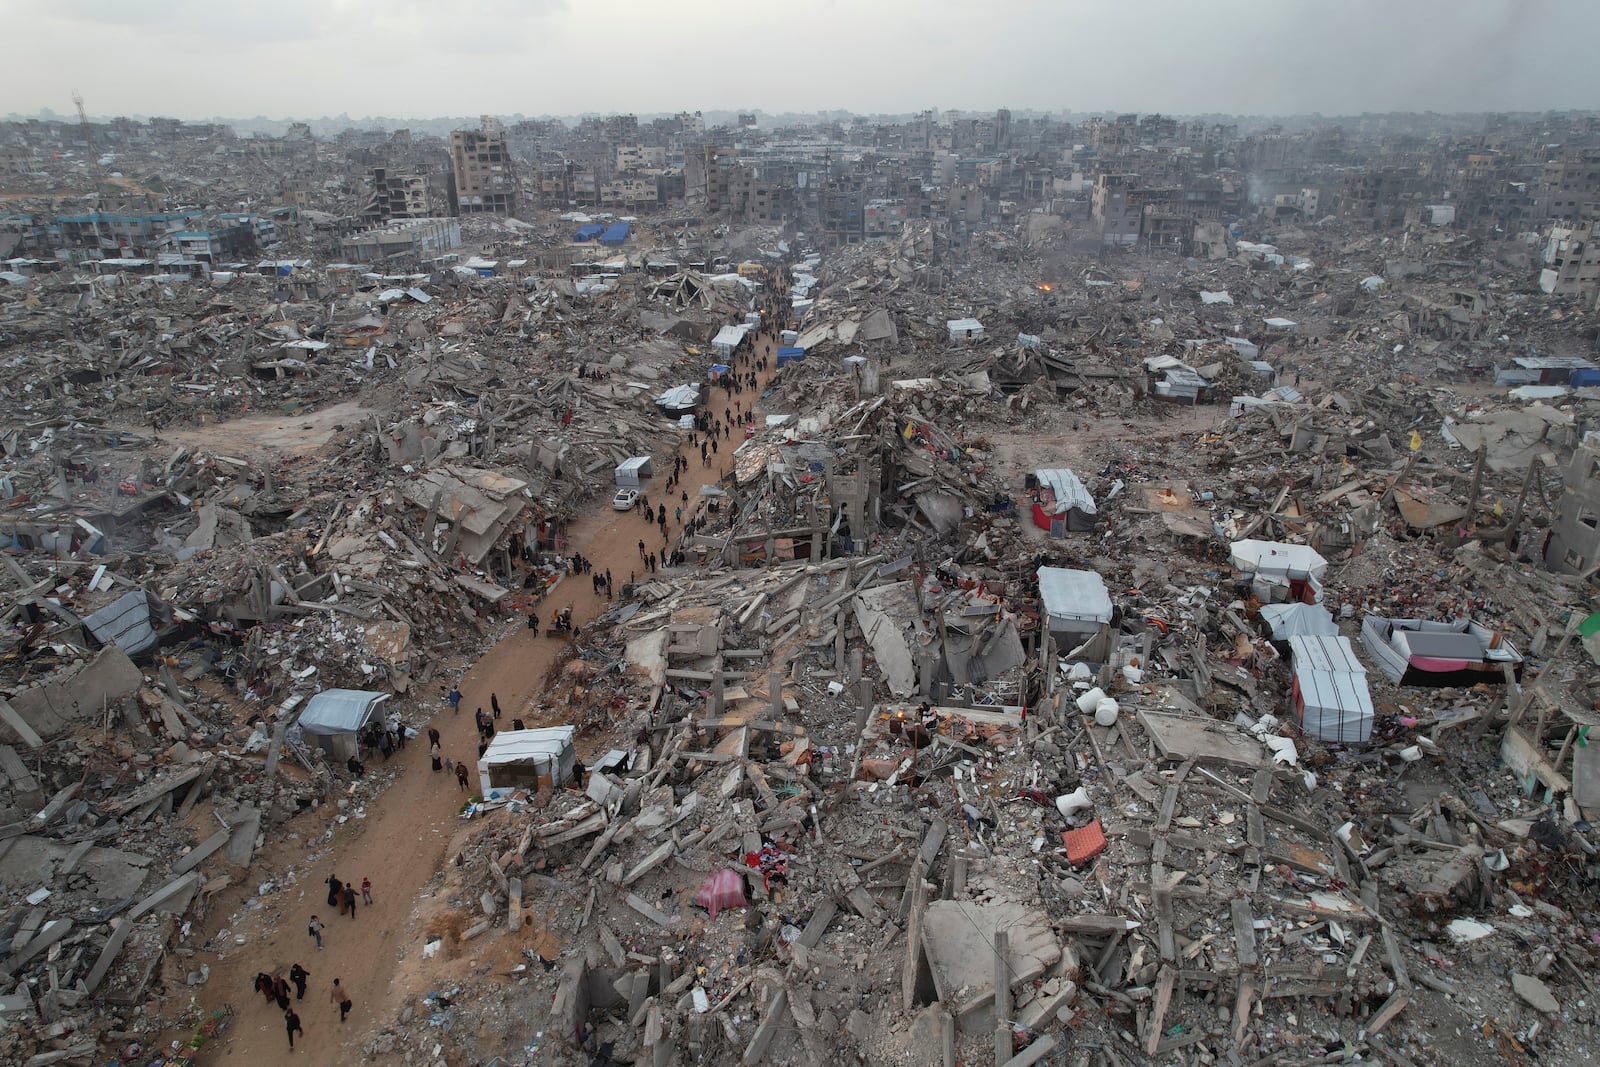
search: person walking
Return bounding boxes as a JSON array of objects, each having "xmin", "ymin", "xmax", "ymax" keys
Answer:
[
  {"xmin": 456, "ymin": 762, "xmax": 470, "ymax": 791},
  {"xmin": 342, "ymin": 884, "xmax": 357, "ymax": 919},
  {"xmin": 290, "ymin": 963, "xmax": 310, "ymax": 1000},
  {"xmin": 284, "ymin": 1007, "xmax": 303, "ymax": 1050},
  {"xmin": 307, "ymin": 915, "xmax": 323, "ymax": 950},
  {"xmin": 430, "ymin": 741, "xmax": 442, "ymax": 772},
  {"xmin": 638, "ymin": 539, "xmax": 647, "ymax": 561},
  {"xmin": 331, "ymin": 978, "xmax": 353, "ymax": 1024},
  {"xmin": 427, "ymin": 727, "xmax": 441, "ymax": 748},
  {"xmin": 490, "ymin": 693, "xmax": 501, "ymax": 720},
  {"xmin": 273, "ymin": 974, "xmax": 292, "ymax": 1010},
  {"xmin": 527, "ymin": 609, "xmax": 539, "ymax": 634},
  {"xmin": 325, "ymin": 875, "xmax": 342, "ymax": 908},
  {"xmin": 361, "ymin": 877, "xmax": 373, "ymax": 906},
  {"xmin": 447, "ymin": 685, "xmax": 461, "ymax": 714}
]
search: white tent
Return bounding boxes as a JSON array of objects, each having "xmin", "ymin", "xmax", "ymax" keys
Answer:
[
  {"xmin": 1033, "ymin": 468, "xmax": 1098, "ymax": 532},
  {"xmin": 711, "ymin": 324, "xmax": 749, "ymax": 357},
  {"xmin": 1287, "ymin": 636, "xmax": 1373, "ymax": 742},
  {"xmin": 1037, "ymin": 567, "xmax": 1113, "ymax": 633},
  {"xmin": 1260, "ymin": 602, "xmax": 1339, "ymax": 640},
  {"xmin": 946, "ymin": 318, "xmax": 985, "ymax": 342},
  {"xmin": 477, "ymin": 726, "xmax": 577, "ymax": 799},
  {"xmin": 298, "ymin": 689, "xmax": 390, "ymax": 761},
  {"xmin": 1231, "ymin": 539, "xmax": 1327, "ymax": 603}
]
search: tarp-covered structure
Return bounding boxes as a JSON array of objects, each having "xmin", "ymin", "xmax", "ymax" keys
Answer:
[
  {"xmin": 1360, "ymin": 615, "xmax": 1523, "ymax": 686},
  {"xmin": 81, "ymin": 588, "xmax": 171, "ymax": 661},
  {"xmin": 477, "ymin": 726, "xmax": 577, "ymax": 799},
  {"xmin": 655, "ymin": 384, "xmax": 700, "ymax": 416},
  {"xmin": 711, "ymin": 324, "xmax": 749, "ymax": 358},
  {"xmin": 1037, "ymin": 567, "xmax": 1113, "ymax": 645},
  {"xmin": 298, "ymin": 689, "xmax": 390, "ymax": 762},
  {"xmin": 1231, "ymin": 539, "xmax": 1326, "ymax": 603},
  {"xmin": 695, "ymin": 868, "xmax": 747, "ymax": 919},
  {"xmin": 1031, "ymin": 468, "xmax": 1098, "ymax": 533},
  {"xmin": 1287, "ymin": 636, "xmax": 1374, "ymax": 743},
  {"xmin": 1259, "ymin": 602, "xmax": 1338, "ymax": 641}
]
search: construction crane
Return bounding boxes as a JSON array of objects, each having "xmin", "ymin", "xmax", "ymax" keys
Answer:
[{"xmin": 72, "ymin": 89, "xmax": 106, "ymax": 232}]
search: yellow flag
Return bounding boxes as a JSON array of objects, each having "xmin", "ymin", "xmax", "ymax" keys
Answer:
[
  {"xmin": 1493, "ymin": 499, "xmax": 1503, "ymax": 516},
  {"xmin": 1408, "ymin": 430, "xmax": 1422, "ymax": 452},
  {"xmin": 902, "ymin": 421, "xmax": 914, "ymax": 440}
]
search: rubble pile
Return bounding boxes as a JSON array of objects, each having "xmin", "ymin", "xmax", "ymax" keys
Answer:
[{"xmin": 4, "ymin": 113, "xmax": 1600, "ymax": 1067}]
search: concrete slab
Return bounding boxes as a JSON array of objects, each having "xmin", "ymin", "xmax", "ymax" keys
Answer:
[
  {"xmin": 224, "ymin": 806, "xmax": 261, "ymax": 866},
  {"xmin": 3, "ymin": 647, "xmax": 141, "ymax": 744},
  {"xmin": 853, "ymin": 582, "xmax": 919, "ymax": 697},
  {"xmin": 921, "ymin": 899, "xmax": 1062, "ymax": 1029},
  {"xmin": 1137, "ymin": 709, "xmax": 1265, "ymax": 768},
  {"xmin": 0, "ymin": 836, "xmax": 152, "ymax": 901},
  {"xmin": 170, "ymin": 829, "xmax": 230, "ymax": 877}
]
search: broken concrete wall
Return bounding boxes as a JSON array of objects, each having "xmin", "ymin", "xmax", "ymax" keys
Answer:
[{"xmin": 3, "ymin": 646, "xmax": 142, "ymax": 743}]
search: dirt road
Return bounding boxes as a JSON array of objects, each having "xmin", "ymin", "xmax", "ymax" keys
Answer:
[{"xmin": 188, "ymin": 332, "xmax": 783, "ymax": 1063}]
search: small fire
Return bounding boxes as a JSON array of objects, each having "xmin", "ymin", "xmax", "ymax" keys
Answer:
[{"xmin": 1035, "ymin": 282, "xmax": 1054, "ymax": 292}]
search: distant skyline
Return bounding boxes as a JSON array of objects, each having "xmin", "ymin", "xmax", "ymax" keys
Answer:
[{"xmin": 12, "ymin": 0, "xmax": 1596, "ymax": 121}]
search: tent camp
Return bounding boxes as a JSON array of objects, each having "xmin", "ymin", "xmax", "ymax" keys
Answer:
[
  {"xmin": 1287, "ymin": 635, "xmax": 1373, "ymax": 743},
  {"xmin": 477, "ymin": 726, "xmax": 577, "ymax": 799},
  {"xmin": 297, "ymin": 689, "xmax": 390, "ymax": 762},
  {"xmin": 1259, "ymin": 602, "xmax": 1339, "ymax": 641},
  {"xmin": 1230, "ymin": 539, "xmax": 1326, "ymax": 603},
  {"xmin": 1360, "ymin": 615, "xmax": 1522, "ymax": 686},
  {"xmin": 1037, "ymin": 567, "xmax": 1114, "ymax": 650},
  {"xmin": 1031, "ymin": 468, "xmax": 1099, "ymax": 533}
]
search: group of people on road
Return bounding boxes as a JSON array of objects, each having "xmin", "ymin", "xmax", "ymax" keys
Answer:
[{"xmin": 276, "ymin": 873, "xmax": 374, "ymax": 1047}]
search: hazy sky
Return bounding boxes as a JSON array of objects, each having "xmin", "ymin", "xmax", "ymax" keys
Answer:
[{"xmin": 11, "ymin": 0, "xmax": 1596, "ymax": 121}]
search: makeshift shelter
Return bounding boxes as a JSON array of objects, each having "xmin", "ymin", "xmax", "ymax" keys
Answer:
[
  {"xmin": 1036, "ymin": 567, "xmax": 1114, "ymax": 655},
  {"xmin": 654, "ymin": 384, "xmax": 700, "ymax": 417},
  {"xmin": 615, "ymin": 456, "xmax": 653, "ymax": 489},
  {"xmin": 1230, "ymin": 539, "xmax": 1326, "ymax": 603},
  {"xmin": 476, "ymin": 726, "xmax": 577, "ymax": 799},
  {"xmin": 298, "ymin": 689, "xmax": 390, "ymax": 762},
  {"xmin": 1287, "ymin": 636, "xmax": 1374, "ymax": 743},
  {"xmin": 1030, "ymin": 468, "xmax": 1098, "ymax": 533},
  {"xmin": 81, "ymin": 589, "xmax": 171, "ymax": 661},
  {"xmin": 776, "ymin": 346, "xmax": 805, "ymax": 367},
  {"xmin": 946, "ymin": 318, "xmax": 985, "ymax": 343},
  {"xmin": 711, "ymin": 324, "xmax": 749, "ymax": 358},
  {"xmin": 694, "ymin": 868, "xmax": 747, "ymax": 918},
  {"xmin": 1360, "ymin": 615, "xmax": 1522, "ymax": 686},
  {"xmin": 1259, "ymin": 602, "xmax": 1338, "ymax": 641}
]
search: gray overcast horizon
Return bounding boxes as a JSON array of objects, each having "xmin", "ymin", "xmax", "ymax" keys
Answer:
[{"xmin": 10, "ymin": 0, "xmax": 1595, "ymax": 121}]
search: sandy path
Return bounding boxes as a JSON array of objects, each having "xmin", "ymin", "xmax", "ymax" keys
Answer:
[{"xmin": 188, "ymin": 332, "xmax": 782, "ymax": 1063}]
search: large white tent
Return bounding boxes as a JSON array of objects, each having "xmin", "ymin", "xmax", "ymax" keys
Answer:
[
  {"xmin": 1287, "ymin": 635, "xmax": 1373, "ymax": 743},
  {"xmin": 477, "ymin": 726, "xmax": 577, "ymax": 799},
  {"xmin": 297, "ymin": 689, "xmax": 390, "ymax": 761},
  {"xmin": 1231, "ymin": 539, "xmax": 1327, "ymax": 603}
]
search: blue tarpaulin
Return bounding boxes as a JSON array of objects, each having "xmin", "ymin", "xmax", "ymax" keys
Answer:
[
  {"xmin": 708, "ymin": 364, "xmax": 731, "ymax": 379},
  {"xmin": 776, "ymin": 346, "xmax": 805, "ymax": 367},
  {"xmin": 1570, "ymin": 368, "xmax": 1600, "ymax": 388},
  {"xmin": 600, "ymin": 222, "xmax": 630, "ymax": 246},
  {"xmin": 572, "ymin": 224, "xmax": 604, "ymax": 242}
]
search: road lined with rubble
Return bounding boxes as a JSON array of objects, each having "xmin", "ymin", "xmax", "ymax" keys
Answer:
[{"xmin": 187, "ymin": 331, "xmax": 783, "ymax": 1064}]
